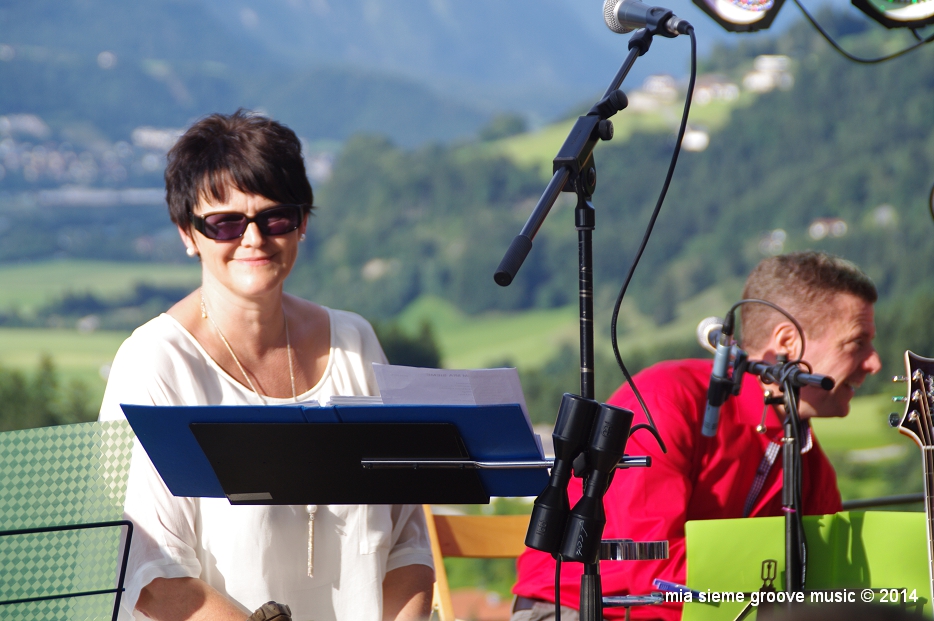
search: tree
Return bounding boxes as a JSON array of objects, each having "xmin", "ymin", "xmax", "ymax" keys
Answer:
[{"xmin": 0, "ymin": 356, "xmax": 95, "ymax": 431}]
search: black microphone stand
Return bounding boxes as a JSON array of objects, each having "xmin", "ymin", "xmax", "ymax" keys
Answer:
[
  {"xmin": 781, "ymin": 375, "xmax": 805, "ymax": 594},
  {"xmin": 494, "ymin": 25, "xmax": 673, "ymax": 621},
  {"xmin": 494, "ymin": 27, "xmax": 662, "ymax": 291},
  {"xmin": 744, "ymin": 358, "xmax": 833, "ymax": 595}
]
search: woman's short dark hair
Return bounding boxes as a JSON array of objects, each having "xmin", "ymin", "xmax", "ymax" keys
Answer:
[{"xmin": 164, "ymin": 110, "xmax": 313, "ymax": 227}]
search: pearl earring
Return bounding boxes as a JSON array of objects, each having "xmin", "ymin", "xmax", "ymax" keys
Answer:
[
  {"xmin": 186, "ymin": 247, "xmax": 197, "ymax": 257},
  {"xmin": 300, "ymin": 234, "xmax": 306, "ymax": 242}
]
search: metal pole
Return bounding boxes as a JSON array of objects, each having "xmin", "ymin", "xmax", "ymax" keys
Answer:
[{"xmin": 575, "ymin": 175, "xmax": 603, "ymax": 621}]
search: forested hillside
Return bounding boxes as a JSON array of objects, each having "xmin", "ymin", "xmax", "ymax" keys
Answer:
[
  {"xmin": 286, "ymin": 14, "xmax": 933, "ymax": 393},
  {"xmin": 2, "ymin": 11, "xmax": 932, "ymax": 406}
]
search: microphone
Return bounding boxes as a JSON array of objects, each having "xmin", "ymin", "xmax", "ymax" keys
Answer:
[
  {"xmin": 603, "ymin": 0, "xmax": 692, "ymax": 37},
  {"xmin": 697, "ymin": 316, "xmax": 744, "ymax": 358},
  {"xmin": 560, "ymin": 403, "xmax": 634, "ymax": 563},
  {"xmin": 525, "ymin": 394, "xmax": 599, "ymax": 555},
  {"xmin": 701, "ymin": 312, "xmax": 736, "ymax": 438},
  {"xmin": 696, "ymin": 316, "xmax": 724, "ymax": 354}
]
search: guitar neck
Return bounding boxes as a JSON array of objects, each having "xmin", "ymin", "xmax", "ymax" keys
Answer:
[
  {"xmin": 924, "ymin": 447, "xmax": 934, "ymax": 605},
  {"xmin": 898, "ymin": 351, "xmax": 934, "ymax": 609}
]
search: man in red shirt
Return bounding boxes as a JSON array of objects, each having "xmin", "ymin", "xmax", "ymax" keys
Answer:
[{"xmin": 511, "ymin": 251, "xmax": 883, "ymax": 620}]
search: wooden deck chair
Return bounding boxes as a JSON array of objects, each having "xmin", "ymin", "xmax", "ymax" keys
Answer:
[{"xmin": 422, "ymin": 506, "xmax": 530, "ymax": 621}]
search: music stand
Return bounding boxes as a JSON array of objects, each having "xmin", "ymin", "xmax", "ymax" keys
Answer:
[
  {"xmin": 190, "ymin": 422, "xmax": 490, "ymax": 505},
  {"xmin": 122, "ymin": 402, "xmax": 551, "ymax": 504}
]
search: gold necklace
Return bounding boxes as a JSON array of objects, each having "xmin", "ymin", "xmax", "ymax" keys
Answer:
[{"xmin": 200, "ymin": 290, "xmax": 297, "ymax": 403}]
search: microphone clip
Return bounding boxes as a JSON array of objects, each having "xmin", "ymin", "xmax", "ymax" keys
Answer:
[
  {"xmin": 706, "ymin": 349, "xmax": 748, "ymax": 408},
  {"xmin": 729, "ymin": 349, "xmax": 749, "ymax": 396}
]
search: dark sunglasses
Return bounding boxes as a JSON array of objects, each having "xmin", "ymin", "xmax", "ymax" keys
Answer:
[{"xmin": 190, "ymin": 204, "xmax": 305, "ymax": 241}]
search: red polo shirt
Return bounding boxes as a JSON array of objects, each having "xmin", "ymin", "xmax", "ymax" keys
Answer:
[{"xmin": 513, "ymin": 359, "xmax": 842, "ymax": 620}]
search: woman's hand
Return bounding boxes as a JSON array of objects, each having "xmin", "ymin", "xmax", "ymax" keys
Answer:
[
  {"xmin": 382, "ymin": 564, "xmax": 435, "ymax": 621},
  {"xmin": 136, "ymin": 577, "xmax": 249, "ymax": 621}
]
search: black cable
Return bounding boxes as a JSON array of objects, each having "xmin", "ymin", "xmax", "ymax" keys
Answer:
[
  {"xmin": 793, "ymin": 0, "xmax": 934, "ymax": 63},
  {"xmin": 555, "ymin": 556, "xmax": 562, "ymax": 621},
  {"xmin": 628, "ymin": 423, "xmax": 665, "ymax": 448},
  {"xmin": 609, "ymin": 26, "xmax": 697, "ymax": 455},
  {"xmin": 726, "ymin": 298, "xmax": 807, "ymax": 364}
]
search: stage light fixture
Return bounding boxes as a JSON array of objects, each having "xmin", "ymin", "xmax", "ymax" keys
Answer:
[
  {"xmin": 692, "ymin": 0, "xmax": 787, "ymax": 31},
  {"xmin": 852, "ymin": 0, "xmax": 934, "ymax": 29}
]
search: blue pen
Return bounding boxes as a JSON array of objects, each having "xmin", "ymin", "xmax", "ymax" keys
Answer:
[{"xmin": 652, "ymin": 579, "xmax": 701, "ymax": 599}]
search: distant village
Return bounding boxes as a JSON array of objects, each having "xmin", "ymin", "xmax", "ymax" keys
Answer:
[
  {"xmin": 1, "ymin": 53, "xmax": 894, "ymax": 257},
  {"xmin": 0, "ymin": 115, "xmax": 335, "ymax": 209}
]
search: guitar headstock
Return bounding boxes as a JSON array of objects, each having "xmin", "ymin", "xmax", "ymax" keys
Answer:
[{"xmin": 896, "ymin": 351, "xmax": 934, "ymax": 448}]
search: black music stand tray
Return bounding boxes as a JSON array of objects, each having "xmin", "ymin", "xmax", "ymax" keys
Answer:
[
  {"xmin": 121, "ymin": 403, "xmax": 550, "ymax": 505},
  {"xmin": 190, "ymin": 422, "xmax": 490, "ymax": 505}
]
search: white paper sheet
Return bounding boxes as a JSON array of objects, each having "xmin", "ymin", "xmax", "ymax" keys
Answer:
[
  {"xmin": 326, "ymin": 395, "xmax": 382, "ymax": 406},
  {"xmin": 371, "ymin": 364, "xmax": 539, "ymax": 453}
]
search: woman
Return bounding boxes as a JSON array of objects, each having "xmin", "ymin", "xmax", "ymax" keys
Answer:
[{"xmin": 99, "ymin": 111, "xmax": 434, "ymax": 621}]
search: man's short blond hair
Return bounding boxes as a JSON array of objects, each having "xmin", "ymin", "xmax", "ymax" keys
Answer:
[{"xmin": 740, "ymin": 251, "xmax": 877, "ymax": 351}]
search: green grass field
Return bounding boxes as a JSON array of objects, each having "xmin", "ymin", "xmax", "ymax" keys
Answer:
[
  {"xmin": 0, "ymin": 260, "xmax": 917, "ymax": 478},
  {"xmin": 0, "ymin": 259, "xmax": 201, "ymax": 407},
  {"xmin": 395, "ymin": 279, "xmax": 745, "ymax": 371},
  {"xmin": 0, "ymin": 327, "xmax": 130, "ymax": 408},
  {"xmin": 468, "ymin": 93, "xmax": 753, "ymax": 177},
  {"xmin": 811, "ymin": 392, "xmax": 907, "ymax": 453},
  {"xmin": 0, "ymin": 271, "xmax": 733, "ymax": 418},
  {"xmin": 0, "ymin": 313, "xmax": 907, "ymax": 451},
  {"xmin": 0, "ymin": 259, "xmax": 201, "ymax": 312},
  {"xmin": 396, "ymin": 295, "xmax": 580, "ymax": 369}
]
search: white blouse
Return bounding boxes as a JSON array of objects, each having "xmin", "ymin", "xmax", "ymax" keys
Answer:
[{"xmin": 99, "ymin": 308, "xmax": 433, "ymax": 621}]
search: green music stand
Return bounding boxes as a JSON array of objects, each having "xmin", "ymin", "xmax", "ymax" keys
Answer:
[{"xmin": 683, "ymin": 512, "xmax": 931, "ymax": 620}]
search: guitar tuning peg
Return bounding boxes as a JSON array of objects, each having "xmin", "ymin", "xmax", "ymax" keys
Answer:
[
  {"xmin": 892, "ymin": 396, "xmax": 908, "ymax": 403},
  {"xmin": 892, "ymin": 376, "xmax": 908, "ymax": 383},
  {"xmin": 889, "ymin": 413, "xmax": 901, "ymax": 428}
]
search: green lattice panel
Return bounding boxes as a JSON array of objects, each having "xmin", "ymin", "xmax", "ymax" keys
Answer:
[
  {"xmin": 1, "ymin": 527, "xmax": 124, "ymax": 602},
  {"xmin": 0, "ymin": 421, "xmax": 135, "ymax": 620},
  {"xmin": 0, "ymin": 421, "xmax": 134, "ymax": 529},
  {"xmin": 0, "ymin": 594, "xmax": 114, "ymax": 620}
]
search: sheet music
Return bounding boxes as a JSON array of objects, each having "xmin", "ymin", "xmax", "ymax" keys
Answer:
[
  {"xmin": 371, "ymin": 364, "xmax": 541, "ymax": 455},
  {"xmin": 325, "ymin": 395, "xmax": 382, "ymax": 406}
]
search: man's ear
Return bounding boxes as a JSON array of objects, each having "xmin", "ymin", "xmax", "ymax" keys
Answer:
[{"xmin": 771, "ymin": 321, "xmax": 803, "ymax": 360}]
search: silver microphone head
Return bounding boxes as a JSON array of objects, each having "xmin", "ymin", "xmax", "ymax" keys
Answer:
[
  {"xmin": 603, "ymin": 0, "xmax": 632, "ymax": 33},
  {"xmin": 696, "ymin": 316, "xmax": 724, "ymax": 354}
]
